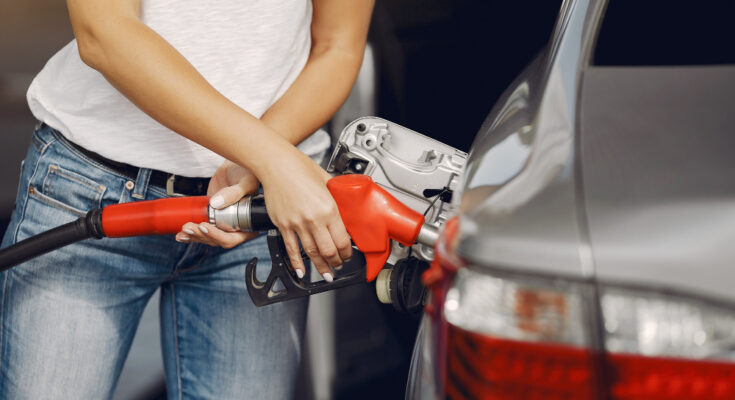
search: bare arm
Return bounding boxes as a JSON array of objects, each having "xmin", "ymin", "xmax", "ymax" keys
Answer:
[
  {"xmin": 178, "ymin": 0, "xmax": 374, "ymax": 277},
  {"xmin": 261, "ymin": 0, "xmax": 375, "ymax": 144},
  {"xmin": 67, "ymin": 0, "xmax": 290, "ymax": 177},
  {"xmin": 66, "ymin": 0, "xmax": 362, "ymax": 272}
]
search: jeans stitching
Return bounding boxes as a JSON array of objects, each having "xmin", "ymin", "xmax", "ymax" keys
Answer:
[
  {"xmin": 170, "ymin": 284, "xmax": 183, "ymax": 400},
  {"xmin": 171, "ymin": 244, "xmax": 196, "ymax": 275},
  {"xmin": 28, "ymin": 190, "xmax": 88, "ymax": 217},
  {"xmin": 47, "ymin": 165, "xmax": 107, "ymax": 193},
  {"xmin": 10, "ymin": 135, "xmax": 51, "ymax": 246},
  {"xmin": 176, "ymin": 248, "xmax": 210, "ymax": 274},
  {"xmin": 31, "ymin": 128, "xmax": 50, "ymax": 153},
  {"xmin": 30, "ymin": 134, "xmax": 42, "ymax": 152},
  {"xmin": 37, "ymin": 166, "xmax": 106, "ymax": 214}
]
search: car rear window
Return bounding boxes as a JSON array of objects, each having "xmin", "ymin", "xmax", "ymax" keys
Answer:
[{"xmin": 594, "ymin": 1, "xmax": 735, "ymax": 66}]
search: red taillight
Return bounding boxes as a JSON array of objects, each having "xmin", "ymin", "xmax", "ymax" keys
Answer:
[
  {"xmin": 607, "ymin": 354, "xmax": 735, "ymax": 400},
  {"xmin": 447, "ymin": 326, "xmax": 597, "ymax": 400},
  {"xmin": 445, "ymin": 324, "xmax": 735, "ymax": 400},
  {"xmin": 434, "ymin": 262, "xmax": 735, "ymax": 400}
]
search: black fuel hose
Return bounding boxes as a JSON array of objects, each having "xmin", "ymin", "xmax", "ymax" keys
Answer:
[
  {"xmin": 0, "ymin": 209, "xmax": 104, "ymax": 272},
  {"xmin": 0, "ymin": 194, "xmax": 270, "ymax": 272}
]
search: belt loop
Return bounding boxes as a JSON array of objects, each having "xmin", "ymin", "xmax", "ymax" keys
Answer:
[{"xmin": 132, "ymin": 168, "xmax": 152, "ymax": 199}]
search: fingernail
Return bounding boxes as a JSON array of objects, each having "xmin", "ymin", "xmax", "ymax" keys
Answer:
[
  {"xmin": 333, "ymin": 263, "xmax": 343, "ymax": 271},
  {"xmin": 322, "ymin": 272, "xmax": 333, "ymax": 283},
  {"xmin": 210, "ymin": 194, "xmax": 225, "ymax": 209},
  {"xmin": 296, "ymin": 269, "xmax": 304, "ymax": 279},
  {"xmin": 178, "ymin": 236, "xmax": 190, "ymax": 242},
  {"xmin": 183, "ymin": 229, "xmax": 195, "ymax": 235},
  {"xmin": 199, "ymin": 225, "xmax": 209, "ymax": 234}
]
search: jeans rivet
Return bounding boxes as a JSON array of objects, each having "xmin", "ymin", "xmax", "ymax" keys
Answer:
[
  {"xmin": 125, "ymin": 181, "xmax": 135, "ymax": 190},
  {"xmin": 29, "ymin": 185, "xmax": 34, "ymax": 194}
]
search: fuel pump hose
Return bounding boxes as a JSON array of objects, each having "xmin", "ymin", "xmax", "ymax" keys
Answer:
[
  {"xmin": 0, "ymin": 196, "xmax": 275, "ymax": 272},
  {"xmin": 0, "ymin": 209, "xmax": 104, "ymax": 272}
]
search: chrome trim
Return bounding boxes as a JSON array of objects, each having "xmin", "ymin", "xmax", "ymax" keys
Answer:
[
  {"xmin": 236, "ymin": 196, "xmax": 253, "ymax": 232},
  {"xmin": 208, "ymin": 205, "xmax": 216, "ymax": 225}
]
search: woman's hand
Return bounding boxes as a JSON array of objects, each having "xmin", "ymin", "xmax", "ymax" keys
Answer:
[
  {"xmin": 176, "ymin": 160, "xmax": 259, "ymax": 248},
  {"xmin": 259, "ymin": 149, "xmax": 352, "ymax": 282}
]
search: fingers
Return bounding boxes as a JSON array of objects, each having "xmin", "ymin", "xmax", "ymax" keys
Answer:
[
  {"xmin": 312, "ymin": 225, "xmax": 343, "ymax": 269},
  {"xmin": 209, "ymin": 184, "xmax": 247, "ymax": 210},
  {"xmin": 276, "ymin": 200, "xmax": 351, "ymax": 281},
  {"xmin": 328, "ymin": 219, "xmax": 353, "ymax": 262},
  {"xmin": 296, "ymin": 228, "xmax": 333, "ymax": 282},
  {"xmin": 281, "ymin": 230, "xmax": 307, "ymax": 279},
  {"xmin": 176, "ymin": 222, "xmax": 257, "ymax": 248}
]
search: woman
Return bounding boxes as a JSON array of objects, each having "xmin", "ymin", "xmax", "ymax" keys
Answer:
[{"xmin": 0, "ymin": 0, "xmax": 373, "ymax": 397}]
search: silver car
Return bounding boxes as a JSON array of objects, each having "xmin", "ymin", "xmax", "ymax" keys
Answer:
[{"xmin": 407, "ymin": 0, "xmax": 735, "ymax": 398}]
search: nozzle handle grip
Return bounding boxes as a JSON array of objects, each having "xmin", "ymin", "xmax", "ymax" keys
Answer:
[{"xmin": 327, "ymin": 175, "xmax": 425, "ymax": 282}]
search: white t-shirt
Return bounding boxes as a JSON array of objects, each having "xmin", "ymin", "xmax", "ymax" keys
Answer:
[{"xmin": 26, "ymin": 0, "xmax": 329, "ymax": 177}]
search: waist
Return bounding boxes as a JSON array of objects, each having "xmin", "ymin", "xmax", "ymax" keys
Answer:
[{"xmin": 50, "ymin": 124, "xmax": 211, "ymax": 197}]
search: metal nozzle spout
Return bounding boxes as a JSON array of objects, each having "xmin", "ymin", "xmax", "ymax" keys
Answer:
[{"xmin": 416, "ymin": 224, "xmax": 439, "ymax": 247}]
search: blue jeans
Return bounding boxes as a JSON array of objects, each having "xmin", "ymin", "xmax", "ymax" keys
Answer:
[{"xmin": 0, "ymin": 124, "xmax": 308, "ymax": 399}]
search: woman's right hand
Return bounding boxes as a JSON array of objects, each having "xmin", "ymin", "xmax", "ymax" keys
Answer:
[{"xmin": 259, "ymin": 149, "xmax": 352, "ymax": 282}]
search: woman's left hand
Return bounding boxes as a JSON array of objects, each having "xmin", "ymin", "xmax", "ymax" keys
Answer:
[{"xmin": 176, "ymin": 160, "xmax": 260, "ymax": 248}]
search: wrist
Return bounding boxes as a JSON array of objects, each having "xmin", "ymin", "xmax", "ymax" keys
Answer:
[{"xmin": 233, "ymin": 135, "xmax": 303, "ymax": 184}]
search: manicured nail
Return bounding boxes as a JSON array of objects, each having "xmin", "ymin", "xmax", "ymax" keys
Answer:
[
  {"xmin": 296, "ymin": 269, "xmax": 304, "ymax": 279},
  {"xmin": 210, "ymin": 195, "xmax": 225, "ymax": 209},
  {"xmin": 183, "ymin": 228, "xmax": 195, "ymax": 235},
  {"xmin": 333, "ymin": 263, "xmax": 343, "ymax": 271},
  {"xmin": 322, "ymin": 272, "xmax": 333, "ymax": 283},
  {"xmin": 199, "ymin": 225, "xmax": 209, "ymax": 234},
  {"xmin": 178, "ymin": 236, "xmax": 190, "ymax": 242}
]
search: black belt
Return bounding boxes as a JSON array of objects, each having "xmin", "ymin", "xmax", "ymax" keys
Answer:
[{"xmin": 67, "ymin": 139, "xmax": 210, "ymax": 197}]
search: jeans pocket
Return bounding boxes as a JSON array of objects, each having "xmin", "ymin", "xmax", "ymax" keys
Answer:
[{"xmin": 29, "ymin": 164, "xmax": 107, "ymax": 217}]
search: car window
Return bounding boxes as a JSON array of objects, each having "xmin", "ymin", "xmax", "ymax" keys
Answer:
[{"xmin": 593, "ymin": 1, "xmax": 735, "ymax": 66}]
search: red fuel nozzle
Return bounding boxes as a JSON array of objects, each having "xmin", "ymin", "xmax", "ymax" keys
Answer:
[
  {"xmin": 327, "ymin": 175, "xmax": 425, "ymax": 282},
  {"xmin": 100, "ymin": 175, "xmax": 425, "ymax": 282},
  {"xmin": 101, "ymin": 196, "xmax": 210, "ymax": 238}
]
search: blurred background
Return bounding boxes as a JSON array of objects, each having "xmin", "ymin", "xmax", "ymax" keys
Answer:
[{"xmin": 0, "ymin": 0, "xmax": 560, "ymax": 398}]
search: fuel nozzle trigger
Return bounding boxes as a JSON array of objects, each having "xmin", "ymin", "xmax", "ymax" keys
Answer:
[{"xmin": 245, "ymin": 230, "xmax": 367, "ymax": 306}]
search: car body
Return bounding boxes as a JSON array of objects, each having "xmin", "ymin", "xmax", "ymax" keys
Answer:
[{"xmin": 407, "ymin": 0, "xmax": 735, "ymax": 398}]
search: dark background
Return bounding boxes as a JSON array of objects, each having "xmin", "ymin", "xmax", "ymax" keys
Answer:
[
  {"xmin": 370, "ymin": 0, "xmax": 560, "ymax": 153},
  {"xmin": 0, "ymin": 0, "xmax": 561, "ymax": 398}
]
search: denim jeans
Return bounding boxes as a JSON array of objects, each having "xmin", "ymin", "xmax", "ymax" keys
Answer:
[{"xmin": 0, "ymin": 124, "xmax": 308, "ymax": 399}]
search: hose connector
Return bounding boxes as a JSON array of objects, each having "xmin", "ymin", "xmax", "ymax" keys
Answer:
[
  {"xmin": 208, "ymin": 194, "xmax": 275, "ymax": 232},
  {"xmin": 209, "ymin": 196, "xmax": 252, "ymax": 231}
]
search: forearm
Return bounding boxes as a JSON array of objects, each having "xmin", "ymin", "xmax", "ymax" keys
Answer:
[
  {"xmin": 260, "ymin": 0, "xmax": 374, "ymax": 145},
  {"xmin": 261, "ymin": 46, "xmax": 364, "ymax": 144},
  {"xmin": 72, "ymin": 14, "xmax": 290, "ymax": 179}
]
